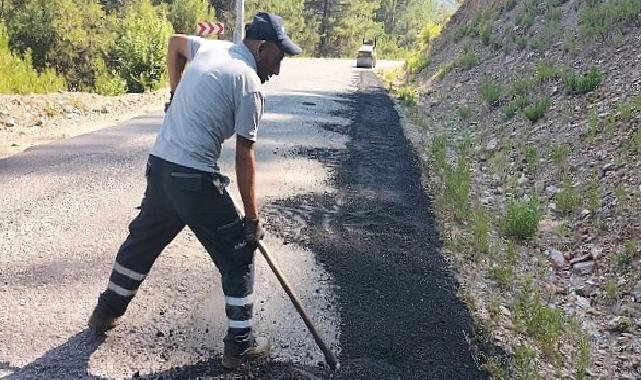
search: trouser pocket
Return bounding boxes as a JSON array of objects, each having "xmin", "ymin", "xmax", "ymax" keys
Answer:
[
  {"xmin": 217, "ymin": 219, "xmax": 252, "ymax": 259},
  {"xmin": 170, "ymin": 171, "xmax": 204, "ymax": 192}
]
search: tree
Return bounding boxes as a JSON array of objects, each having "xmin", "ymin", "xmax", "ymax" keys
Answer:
[
  {"xmin": 246, "ymin": 0, "xmax": 319, "ymax": 56},
  {"xmin": 168, "ymin": 0, "xmax": 210, "ymax": 34},
  {"xmin": 330, "ymin": 0, "xmax": 382, "ymax": 56},
  {"xmin": 6, "ymin": 0, "xmax": 116, "ymax": 90},
  {"xmin": 112, "ymin": 0, "xmax": 173, "ymax": 92}
]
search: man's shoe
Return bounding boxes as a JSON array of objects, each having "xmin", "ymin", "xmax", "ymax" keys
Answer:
[
  {"xmin": 222, "ymin": 337, "xmax": 271, "ymax": 369},
  {"xmin": 88, "ymin": 304, "xmax": 120, "ymax": 335}
]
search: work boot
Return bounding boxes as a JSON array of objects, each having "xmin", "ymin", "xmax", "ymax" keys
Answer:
[
  {"xmin": 222, "ymin": 336, "xmax": 271, "ymax": 369},
  {"xmin": 87, "ymin": 303, "xmax": 120, "ymax": 335}
]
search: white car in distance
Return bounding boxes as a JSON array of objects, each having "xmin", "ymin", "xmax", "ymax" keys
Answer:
[{"xmin": 356, "ymin": 42, "xmax": 377, "ymax": 69}]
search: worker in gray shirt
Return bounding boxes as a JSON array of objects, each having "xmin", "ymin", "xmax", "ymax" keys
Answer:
[{"xmin": 88, "ymin": 12, "xmax": 302, "ymax": 370}]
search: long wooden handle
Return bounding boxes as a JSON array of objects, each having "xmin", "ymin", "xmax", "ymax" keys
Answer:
[
  {"xmin": 228, "ymin": 193, "xmax": 338, "ymax": 369},
  {"xmin": 256, "ymin": 240, "xmax": 339, "ymax": 370}
]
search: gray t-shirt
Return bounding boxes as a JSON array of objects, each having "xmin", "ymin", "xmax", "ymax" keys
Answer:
[{"xmin": 151, "ymin": 37, "xmax": 265, "ymax": 173}]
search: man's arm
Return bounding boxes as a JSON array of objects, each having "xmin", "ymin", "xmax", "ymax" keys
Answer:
[
  {"xmin": 167, "ymin": 34, "xmax": 191, "ymax": 93},
  {"xmin": 236, "ymin": 136, "xmax": 259, "ymax": 221}
]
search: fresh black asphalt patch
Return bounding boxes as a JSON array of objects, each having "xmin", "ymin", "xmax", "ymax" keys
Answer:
[{"xmin": 261, "ymin": 70, "xmax": 489, "ymax": 379}]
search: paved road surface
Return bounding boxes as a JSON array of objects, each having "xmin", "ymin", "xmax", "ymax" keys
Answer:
[{"xmin": 0, "ymin": 59, "xmax": 487, "ymax": 379}]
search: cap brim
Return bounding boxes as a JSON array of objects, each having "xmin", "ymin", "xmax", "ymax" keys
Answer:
[{"xmin": 278, "ymin": 38, "xmax": 302, "ymax": 56}]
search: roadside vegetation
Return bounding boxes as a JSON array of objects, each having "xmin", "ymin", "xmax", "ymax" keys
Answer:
[
  {"xmin": 0, "ymin": 0, "xmax": 456, "ymax": 95},
  {"xmin": 381, "ymin": 0, "xmax": 641, "ymax": 378}
]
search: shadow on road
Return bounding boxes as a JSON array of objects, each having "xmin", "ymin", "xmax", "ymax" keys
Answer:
[
  {"xmin": 4, "ymin": 330, "xmax": 107, "ymax": 380},
  {"xmin": 123, "ymin": 359, "xmax": 326, "ymax": 380}
]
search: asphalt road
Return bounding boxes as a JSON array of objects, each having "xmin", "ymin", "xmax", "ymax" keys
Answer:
[{"xmin": 0, "ymin": 59, "xmax": 487, "ymax": 379}]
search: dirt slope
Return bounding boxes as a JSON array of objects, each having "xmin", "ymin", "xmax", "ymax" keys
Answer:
[{"xmin": 398, "ymin": 0, "xmax": 641, "ymax": 378}]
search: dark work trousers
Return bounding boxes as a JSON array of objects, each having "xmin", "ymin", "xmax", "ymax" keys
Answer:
[{"xmin": 97, "ymin": 155, "xmax": 255, "ymax": 345}]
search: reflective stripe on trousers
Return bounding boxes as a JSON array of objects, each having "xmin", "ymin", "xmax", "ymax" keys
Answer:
[
  {"xmin": 106, "ymin": 261, "xmax": 148, "ymax": 297},
  {"xmin": 225, "ymin": 294, "xmax": 253, "ymax": 330}
]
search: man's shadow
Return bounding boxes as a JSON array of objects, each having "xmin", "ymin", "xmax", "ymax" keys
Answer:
[
  {"xmin": 125, "ymin": 359, "xmax": 326, "ymax": 380},
  {"xmin": 2, "ymin": 330, "xmax": 107, "ymax": 380},
  {"xmin": 2, "ymin": 330, "xmax": 326, "ymax": 379}
]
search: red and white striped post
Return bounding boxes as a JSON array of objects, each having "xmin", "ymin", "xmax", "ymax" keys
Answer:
[{"xmin": 196, "ymin": 21, "xmax": 225, "ymax": 37}]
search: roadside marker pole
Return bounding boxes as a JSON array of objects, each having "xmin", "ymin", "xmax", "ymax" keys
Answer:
[{"xmin": 233, "ymin": 0, "xmax": 244, "ymax": 43}]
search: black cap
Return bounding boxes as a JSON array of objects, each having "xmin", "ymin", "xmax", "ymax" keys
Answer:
[{"xmin": 245, "ymin": 12, "xmax": 302, "ymax": 56}]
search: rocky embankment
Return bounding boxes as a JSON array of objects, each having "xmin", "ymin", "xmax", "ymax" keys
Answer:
[
  {"xmin": 389, "ymin": 0, "xmax": 641, "ymax": 378},
  {"xmin": 0, "ymin": 90, "xmax": 167, "ymax": 159}
]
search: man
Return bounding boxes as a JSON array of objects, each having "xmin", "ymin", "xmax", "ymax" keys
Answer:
[{"xmin": 88, "ymin": 12, "xmax": 302, "ymax": 370}]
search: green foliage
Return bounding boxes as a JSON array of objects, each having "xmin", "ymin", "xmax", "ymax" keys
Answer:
[
  {"xmin": 430, "ymin": 134, "xmax": 448, "ymax": 170},
  {"xmin": 417, "ymin": 21, "xmax": 443, "ymax": 49},
  {"xmin": 516, "ymin": 0, "xmax": 538, "ymax": 30},
  {"xmin": 488, "ymin": 150, "xmax": 508, "ymax": 181},
  {"xmin": 564, "ymin": 66, "xmax": 602, "ymax": 95},
  {"xmin": 488, "ymin": 264, "xmax": 514, "ymax": 290},
  {"xmin": 6, "ymin": 0, "xmax": 117, "ymax": 90},
  {"xmin": 92, "ymin": 58, "xmax": 126, "ymax": 96},
  {"xmin": 251, "ymin": 0, "xmax": 454, "ymax": 58},
  {"xmin": 512, "ymin": 280, "xmax": 564, "ymax": 358},
  {"xmin": 452, "ymin": 24, "xmax": 471, "ymax": 42},
  {"xmin": 587, "ymin": 108, "xmax": 600, "ymax": 138},
  {"xmin": 631, "ymin": 130, "xmax": 641, "ymax": 156},
  {"xmin": 525, "ymin": 145, "xmax": 539, "ymax": 173},
  {"xmin": 377, "ymin": 0, "xmax": 453, "ymax": 53},
  {"xmin": 514, "ymin": 95, "xmax": 530, "ymax": 110},
  {"xmin": 478, "ymin": 77, "xmax": 502, "ymax": 107},
  {"xmin": 484, "ymin": 355, "xmax": 510, "ymax": 379},
  {"xmin": 580, "ymin": 0, "xmax": 641, "ymax": 41},
  {"xmin": 576, "ymin": 333, "xmax": 591, "ymax": 380},
  {"xmin": 443, "ymin": 157, "xmax": 472, "ymax": 222},
  {"xmin": 501, "ymin": 196, "xmax": 541, "ymax": 240},
  {"xmin": 532, "ymin": 24, "xmax": 559, "ymax": 53},
  {"xmin": 616, "ymin": 101, "xmax": 634, "ymax": 121},
  {"xmin": 0, "ymin": 22, "xmax": 66, "ymax": 94},
  {"xmin": 167, "ymin": 0, "xmax": 209, "ymax": 34},
  {"xmin": 614, "ymin": 183, "xmax": 629, "ymax": 212},
  {"xmin": 511, "ymin": 77, "xmax": 535, "ymax": 96},
  {"xmin": 318, "ymin": 0, "xmax": 383, "ymax": 57},
  {"xmin": 505, "ymin": 240, "xmax": 518, "ymax": 266},
  {"xmin": 563, "ymin": 31, "xmax": 578, "ymax": 55},
  {"xmin": 612, "ymin": 241, "xmax": 638, "ymax": 272},
  {"xmin": 534, "ymin": 61, "xmax": 563, "ymax": 84},
  {"xmin": 397, "ymin": 84, "xmax": 418, "ymax": 106},
  {"xmin": 376, "ymin": 35, "xmax": 411, "ymax": 60},
  {"xmin": 504, "ymin": 101, "xmax": 520, "ymax": 119},
  {"xmin": 524, "ymin": 97, "xmax": 550, "ymax": 122},
  {"xmin": 405, "ymin": 50, "xmax": 431, "ymax": 74},
  {"xmin": 586, "ymin": 174, "xmax": 600, "ymax": 214},
  {"xmin": 512, "ymin": 344, "xmax": 539, "ymax": 380},
  {"xmin": 551, "ymin": 144, "xmax": 570, "ymax": 167},
  {"xmin": 604, "ymin": 278, "xmax": 619, "ymax": 301},
  {"xmin": 113, "ymin": 0, "xmax": 172, "ymax": 92},
  {"xmin": 478, "ymin": 12, "xmax": 494, "ymax": 46},
  {"xmin": 454, "ymin": 49, "xmax": 479, "ymax": 70},
  {"xmin": 556, "ymin": 177, "xmax": 579, "ymax": 215},
  {"xmin": 513, "ymin": 33, "xmax": 529, "ymax": 50},
  {"xmin": 247, "ymin": 0, "xmax": 320, "ymax": 56},
  {"xmin": 436, "ymin": 61, "xmax": 454, "ymax": 80},
  {"xmin": 453, "ymin": 51, "xmax": 478, "ymax": 70}
]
